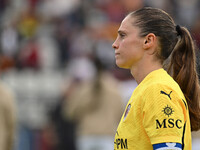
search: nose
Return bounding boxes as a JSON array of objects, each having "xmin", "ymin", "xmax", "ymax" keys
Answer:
[{"xmin": 112, "ymin": 40, "xmax": 119, "ymax": 49}]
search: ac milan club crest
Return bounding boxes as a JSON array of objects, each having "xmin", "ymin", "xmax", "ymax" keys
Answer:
[{"xmin": 124, "ymin": 104, "xmax": 131, "ymax": 121}]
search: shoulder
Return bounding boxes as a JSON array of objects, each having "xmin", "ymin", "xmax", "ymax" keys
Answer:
[
  {"xmin": 142, "ymin": 78, "xmax": 183, "ymax": 101},
  {"xmin": 141, "ymin": 82, "xmax": 186, "ymax": 113},
  {"xmin": 142, "ymin": 83, "xmax": 172, "ymax": 101}
]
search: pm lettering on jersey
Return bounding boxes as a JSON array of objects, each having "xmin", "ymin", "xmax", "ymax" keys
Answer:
[
  {"xmin": 114, "ymin": 138, "xmax": 128, "ymax": 149},
  {"xmin": 156, "ymin": 119, "xmax": 183, "ymax": 129}
]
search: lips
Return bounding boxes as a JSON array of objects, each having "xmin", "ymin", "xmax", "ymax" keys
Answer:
[{"xmin": 115, "ymin": 52, "xmax": 120, "ymax": 56}]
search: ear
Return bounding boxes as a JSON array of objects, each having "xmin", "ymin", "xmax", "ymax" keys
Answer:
[{"xmin": 143, "ymin": 33, "xmax": 157, "ymax": 54}]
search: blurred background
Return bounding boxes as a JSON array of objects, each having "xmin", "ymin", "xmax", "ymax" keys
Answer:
[{"xmin": 0, "ymin": 0, "xmax": 200, "ymax": 150}]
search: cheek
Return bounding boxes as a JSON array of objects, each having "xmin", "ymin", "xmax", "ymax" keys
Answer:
[
  {"xmin": 116, "ymin": 43, "xmax": 135, "ymax": 68},
  {"xmin": 120, "ymin": 40, "xmax": 137, "ymax": 58},
  {"xmin": 116, "ymin": 40, "xmax": 143, "ymax": 68}
]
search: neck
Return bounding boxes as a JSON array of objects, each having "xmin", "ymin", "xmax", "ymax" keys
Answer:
[{"xmin": 130, "ymin": 58, "xmax": 162, "ymax": 84}]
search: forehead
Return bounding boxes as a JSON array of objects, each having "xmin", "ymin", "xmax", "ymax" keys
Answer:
[{"xmin": 118, "ymin": 15, "xmax": 136, "ymax": 32}]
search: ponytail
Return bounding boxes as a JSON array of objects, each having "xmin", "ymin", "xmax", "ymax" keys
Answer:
[
  {"xmin": 130, "ymin": 7, "xmax": 200, "ymax": 131},
  {"xmin": 168, "ymin": 26, "xmax": 200, "ymax": 131}
]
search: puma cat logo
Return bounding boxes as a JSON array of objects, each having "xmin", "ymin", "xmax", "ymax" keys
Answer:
[{"xmin": 160, "ymin": 91, "xmax": 172, "ymax": 100}]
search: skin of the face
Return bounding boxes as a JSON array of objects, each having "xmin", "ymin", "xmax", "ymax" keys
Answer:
[{"xmin": 112, "ymin": 15, "xmax": 145, "ymax": 69}]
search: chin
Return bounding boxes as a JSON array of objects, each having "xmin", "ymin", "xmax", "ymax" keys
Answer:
[{"xmin": 116, "ymin": 62, "xmax": 130, "ymax": 69}]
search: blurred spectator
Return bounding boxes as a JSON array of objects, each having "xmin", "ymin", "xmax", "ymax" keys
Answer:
[
  {"xmin": 47, "ymin": 79, "xmax": 79, "ymax": 150},
  {"xmin": 120, "ymin": 0, "xmax": 144, "ymax": 13},
  {"xmin": 0, "ymin": 54, "xmax": 15, "ymax": 71},
  {"xmin": 191, "ymin": 16, "xmax": 200, "ymax": 81},
  {"xmin": 145, "ymin": 0, "xmax": 167, "ymax": 10},
  {"xmin": 53, "ymin": 17, "xmax": 71, "ymax": 68},
  {"xmin": 0, "ymin": 80, "xmax": 16, "ymax": 150},
  {"xmin": 64, "ymin": 56, "xmax": 124, "ymax": 150},
  {"xmin": 192, "ymin": 17, "xmax": 200, "ymax": 49},
  {"xmin": 69, "ymin": 29, "xmax": 94, "ymax": 58},
  {"xmin": 40, "ymin": 122, "xmax": 58, "ymax": 150},
  {"xmin": 67, "ymin": 56, "xmax": 96, "ymax": 81},
  {"xmin": 196, "ymin": 51, "xmax": 200, "ymax": 81},
  {"xmin": 16, "ymin": 38, "xmax": 40, "ymax": 70},
  {"xmin": 49, "ymin": 98, "xmax": 77, "ymax": 150},
  {"xmin": 28, "ymin": 0, "xmax": 40, "ymax": 10},
  {"xmin": 0, "ymin": 23, "xmax": 19, "ymax": 70},
  {"xmin": 0, "ymin": 0, "xmax": 9, "ymax": 17},
  {"xmin": 0, "ymin": 23, "xmax": 19, "ymax": 58},
  {"xmin": 17, "ymin": 7, "xmax": 39, "ymax": 40},
  {"xmin": 175, "ymin": 0, "xmax": 200, "ymax": 28},
  {"xmin": 93, "ymin": 0, "xmax": 125, "ymax": 23},
  {"xmin": 40, "ymin": 0, "xmax": 81, "ymax": 18}
]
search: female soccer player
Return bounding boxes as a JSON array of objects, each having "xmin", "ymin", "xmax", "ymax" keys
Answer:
[{"xmin": 112, "ymin": 7, "xmax": 200, "ymax": 150}]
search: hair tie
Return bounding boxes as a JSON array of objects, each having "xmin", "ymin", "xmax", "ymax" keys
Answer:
[{"xmin": 176, "ymin": 25, "xmax": 182, "ymax": 36}]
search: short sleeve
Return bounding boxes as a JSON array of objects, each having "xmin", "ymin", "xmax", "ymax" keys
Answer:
[{"xmin": 142, "ymin": 84, "xmax": 186, "ymax": 145}]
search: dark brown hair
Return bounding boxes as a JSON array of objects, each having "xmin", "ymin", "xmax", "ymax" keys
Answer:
[{"xmin": 130, "ymin": 7, "xmax": 200, "ymax": 131}]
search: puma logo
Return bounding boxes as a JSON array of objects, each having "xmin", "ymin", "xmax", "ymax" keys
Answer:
[{"xmin": 160, "ymin": 90, "xmax": 172, "ymax": 100}]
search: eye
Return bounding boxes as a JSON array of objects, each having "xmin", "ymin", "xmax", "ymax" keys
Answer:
[{"xmin": 119, "ymin": 33, "xmax": 126, "ymax": 38}]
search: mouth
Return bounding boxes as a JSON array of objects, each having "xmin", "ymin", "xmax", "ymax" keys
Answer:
[{"xmin": 115, "ymin": 53, "xmax": 120, "ymax": 56}]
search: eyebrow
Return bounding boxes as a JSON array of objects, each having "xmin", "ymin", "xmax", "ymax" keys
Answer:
[{"xmin": 118, "ymin": 30, "xmax": 126, "ymax": 35}]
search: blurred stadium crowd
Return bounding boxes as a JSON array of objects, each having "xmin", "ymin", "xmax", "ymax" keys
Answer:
[{"xmin": 0, "ymin": 0, "xmax": 200, "ymax": 150}]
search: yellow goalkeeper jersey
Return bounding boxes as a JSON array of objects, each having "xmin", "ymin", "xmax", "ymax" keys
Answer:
[{"xmin": 114, "ymin": 68, "xmax": 191, "ymax": 150}]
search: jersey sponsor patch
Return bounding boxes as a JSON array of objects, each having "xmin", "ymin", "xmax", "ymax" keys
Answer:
[
  {"xmin": 155, "ymin": 118, "xmax": 183, "ymax": 129},
  {"xmin": 114, "ymin": 138, "xmax": 128, "ymax": 149},
  {"xmin": 153, "ymin": 143, "xmax": 182, "ymax": 150},
  {"xmin": 162, "ymin": 105, "xmax": 174, "ymax": 117},
  {"xmin": 123, "ymin": 104, "xmax": 131, "ymax": 121}
]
